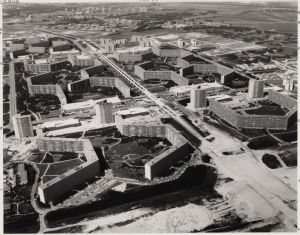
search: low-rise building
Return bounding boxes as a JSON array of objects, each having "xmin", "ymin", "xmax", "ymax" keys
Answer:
[{"xmin": 61, "ymin": 96, "xmax": 121, "ymax": 114}]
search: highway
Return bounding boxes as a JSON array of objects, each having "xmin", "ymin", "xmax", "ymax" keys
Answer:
[{"xmin": 39, "ymin": 29, "xmax": 297, "ymax": 227}]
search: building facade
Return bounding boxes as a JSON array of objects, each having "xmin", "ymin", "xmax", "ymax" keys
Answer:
[
  {"xmin": 190, "ymin": 87, "xmax": 206, "ymax": 109},
  {"xmin": 248, "ymin": 79, "xmax": 264, "ymax": 99},
  {"xmin": 12, "ymin": 114, "xmax": 34, "ymax": 138},
  {"xmin": 95, "ymin": 101, "xmax": 114, "ymax": 124}
]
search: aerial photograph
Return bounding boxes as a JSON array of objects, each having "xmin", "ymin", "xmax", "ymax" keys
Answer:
[{"xmin": 2, "ymin": 0, "xmax": 297, "ymax": 233}]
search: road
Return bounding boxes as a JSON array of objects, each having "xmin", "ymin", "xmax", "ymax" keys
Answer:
[
  {"xmin": 9, "ymin": 61, "xmax": 17, "ymax": 122},
  {"xmin": 40, "ymin": 29, "xmax": 297, "ymax": 228}
]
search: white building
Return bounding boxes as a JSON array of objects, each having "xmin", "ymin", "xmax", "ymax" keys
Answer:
[
  {"xmin": 12, "ymin": 114, "xmax": 34, "ymax": 139},
  {"xmin": 248, "ymin": 79, "xmax": 264, "ymax": 99},
  {"xmin": 189, "ymin": 87, "xmax": 207, "ymax": 110},
  {"xmin": 95, "ymin": 101, "xmax": 114, "ymax": 124}
]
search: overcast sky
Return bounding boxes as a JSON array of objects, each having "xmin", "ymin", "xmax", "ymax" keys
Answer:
[{"xmin": 19, "ymin": 0, "xmax": 297, "ymax": 3}]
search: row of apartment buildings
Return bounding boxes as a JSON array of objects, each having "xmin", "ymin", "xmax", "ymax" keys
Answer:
[
  {"xmin": 208, "ymin": 90, "xmax": 297, "ymax": 130},
  {"xmin": 37, "ymin": 138, "xmax": 100, "ymax": 203},
  {"xmin": 114, "ymin": 108, "xmax": 192, "ymax": 179}
]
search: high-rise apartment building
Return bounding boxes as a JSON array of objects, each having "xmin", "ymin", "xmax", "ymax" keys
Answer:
[
  {"xmin": 95, "ymin": 101, "xmax": 114, "ymax": 124},
  {"xmin": 190, "ymin": 87, "xmax": 207, "ymax": 110},
  {"xmin": 248, "ymin": 79, "xmax": 264, "ymax": 99},
  {"xmin": 12, "ymin": 114, "xmax": 34, "ymax": 138}
]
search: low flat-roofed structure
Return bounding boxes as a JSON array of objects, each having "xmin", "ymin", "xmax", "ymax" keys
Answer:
[
  {"xmin": 39, "ymin": 118, "xmax": 81, "ymax": 132},
  {"xmin": 62, "ymin": 96, "xmax": 121, "ymax": 114},
  {"xmin": 113, "ymin": 46, "xmax": 154, "ymax": 63},
  {"xmin": 170, "ymin": 82, "xmax": 223, "ymax": 96},
  {"xmin": 207, "ymin": 93, "xmax": 232, "ymax": 102},
  {"xmin": 114, "ymin": 107, "xmax": 149, "ymax": 118}
]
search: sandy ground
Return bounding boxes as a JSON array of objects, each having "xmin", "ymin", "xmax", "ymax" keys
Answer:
[
  {"xmin": 99, "ymin": 203, "xmax": 212, "ymax": 233},
  {"xmin": 272, "ymin": 167, "xmax": 297, "ymax": 190}
]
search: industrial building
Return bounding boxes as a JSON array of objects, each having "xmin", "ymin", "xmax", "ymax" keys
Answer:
[
  {"xmin": 248, "ymin": 79, "xmax": 264, "ymax": 99},
  {"xmin": 95, "ymin": 101, "xmax": 114, "ymax": 124},
  {"xmin": 12, "ymin": 114, "xmax": 34, "ymax": 139},
  {"xmin": 37, "ymin": 138, "xmax": 100, "ymax": 203}
]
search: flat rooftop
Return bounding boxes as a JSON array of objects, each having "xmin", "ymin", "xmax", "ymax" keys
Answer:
[
  {"xmin": 114, "ymin": 107, "xmax": 149, "ymax": 116},
  {"xmin": 170, "ymin": 83, "xmax": 223, "ymax": 94},
  {"xmin": 76, "ymin": 54, "xmax": 93, "ymax": 60},
  {"xmin": 62, "ymin": 96, "xmax": 121, "ymax": 112},
  {"xmin": 40, "ymin": 118, "xmax": 80, "ymax": 129},
  {"xmin": 116, "ymin": 46, "xmax": 151, "ymax": 54}
]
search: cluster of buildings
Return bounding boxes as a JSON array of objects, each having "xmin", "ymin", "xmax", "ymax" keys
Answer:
[
  {"xmin": 27, "ymin": 72, "xmax": 67, "ymax": 105},
  {"xmin": 6, "ymin": 37, "xmax": 73, "ymax": 60},
  {"xmin": 114, "ymin": 107, "xmax": 193, "ymax": 180},
  {"xmin": 67, "ymin": 64, "xmax": 132, "ymax": 97},
  {"xmin": 207, "ymin": 82, "xmax": 297, "ymax": 130},
  {"xmin": 134, "ymin": 52, "xmax": 235, "ymax": 86}
]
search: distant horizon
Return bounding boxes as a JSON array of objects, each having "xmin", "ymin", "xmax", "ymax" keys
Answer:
[{"xmin": 17, "ymin": 0, "xmax": 298, "ymax": 4}]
